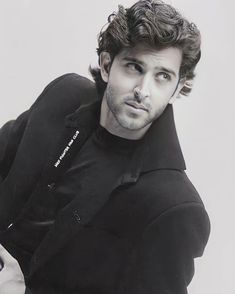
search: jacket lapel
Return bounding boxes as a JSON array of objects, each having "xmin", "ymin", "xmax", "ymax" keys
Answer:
[
  {"xmin": 142, "ymin": 104, "xmax": 186, "ymax": 171},
  {"xmin": 20, "ymin": 102, "xmax": 99, "ymax": 219},
  {"xmin": 29, "ymin": 179, "xmax": 119, "ymax": 275},
  {"xmin": 29, "ymin": 99, "xmax": 147, "ymax": 275},
  {"xmin": 41, "ymin": 101, "xmax": 101, "ymax": 186},
  {"xmin": 29, "ymin": 147, "xmax": 142, "ymax": 275}
]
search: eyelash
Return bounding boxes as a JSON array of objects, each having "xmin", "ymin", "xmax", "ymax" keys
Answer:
[
  {"xmin": 126, "ymin": 63, "xmax": 142, "ymax": 72},
  {"xmin": 157, "ymin": 72, "xmax": 171, "ymax": 81},
  {"xmin": 125, "ymin": 63, "xmax": 172, "ymax": 81}
]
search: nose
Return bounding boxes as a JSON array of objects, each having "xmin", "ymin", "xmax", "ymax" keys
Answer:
[{"xmin": 133, "ymin": 75, "xmax": 151, "ymax": 102}]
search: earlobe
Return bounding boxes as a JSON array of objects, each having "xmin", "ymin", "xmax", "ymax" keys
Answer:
[{"xmin": 100, "ymin": 52, "xmax": 111, "ymax": 83}]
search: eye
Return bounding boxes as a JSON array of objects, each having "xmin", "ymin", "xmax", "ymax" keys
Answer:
[
  {"xmin": 156, "ymin": 72, "xmax": 171, "ymax": 81},
  {"xmin": 125, "ymin": 63, "xmax": 142, "ymax": 73}
]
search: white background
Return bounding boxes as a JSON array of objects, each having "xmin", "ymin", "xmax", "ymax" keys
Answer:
[{"xmin": 0, "ymin": 1, "xmax": 234, "ymax": 293}]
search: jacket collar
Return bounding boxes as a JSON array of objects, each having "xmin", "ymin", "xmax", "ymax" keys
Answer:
[
  {"xmin": 142, "ymin": 103, "xmax": 186, "ymax": 171},
  {"xmin": 65, "ymin": 99, "xmax": 186, "ymax": 173}
]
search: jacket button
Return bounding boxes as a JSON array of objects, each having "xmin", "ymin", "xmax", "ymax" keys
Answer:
[
  {"xmin": 47, "ymin": 183, "xmax": 55, "ymax": 190},
  {"xmin": 73, "ymin": 210, "xmax": 81, "ymax": 223},
  {"xmin": 7, "ymin": 223, "xmax": 13, "ymax": 229}
]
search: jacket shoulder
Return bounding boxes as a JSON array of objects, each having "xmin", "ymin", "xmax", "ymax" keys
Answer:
[
  {"xmin": 96, "ymin": 169, "xmax": 209, "ymax": 239},
  {"xmin": 139, "ymin": 169, "xmax": 203, "ymax": 205},
  {"xmin": 32, "ymin": 73, "xmax": 97, "ymax": 113},
  {"xmin": 122, "ymin": 169, "xmax": 207, "ymax": 226}
]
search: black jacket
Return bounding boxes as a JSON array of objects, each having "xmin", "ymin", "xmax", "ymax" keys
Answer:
[{"xmin": 0, "ymin": 73, "xmax": 210, "ymax": 294}]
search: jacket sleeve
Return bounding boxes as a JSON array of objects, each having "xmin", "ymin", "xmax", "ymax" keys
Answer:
[
  {"xmin": 0, "ymin": 111, "xmax": 29, "ymax": 182},
  {"xmin": 117, "ymin": 202, "xmax": 210, "ymax": 294},
  {"xmin": 0, "ymin": 74, "xmax": 73, "ymax": 182}
]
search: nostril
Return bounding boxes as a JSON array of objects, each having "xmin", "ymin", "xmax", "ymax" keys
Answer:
[
  {"xmin": 134, "ymin": 87, "xmax": 144, "ymax": 101},
  {"xmin": 134, "ymin": 87, "xmax": 141, "ymax": 99},
  {"xmin": 133, "ymin": 86, "xmax": 149, "ymax": 102}
]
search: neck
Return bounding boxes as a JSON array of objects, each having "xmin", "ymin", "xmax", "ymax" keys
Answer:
[{"xmin": 99, "ymin": 96, "xmax": 150, "ymax": 140}]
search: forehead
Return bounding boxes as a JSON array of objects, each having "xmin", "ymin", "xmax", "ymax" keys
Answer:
[{"xmin": 116, "ymin": 44, "xmax": 183, "ymax": 70}]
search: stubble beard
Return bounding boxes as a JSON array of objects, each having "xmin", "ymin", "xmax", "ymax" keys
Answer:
[{"xmin": 105, "ymin": 84, "xmax": 156, "ymax": 131}]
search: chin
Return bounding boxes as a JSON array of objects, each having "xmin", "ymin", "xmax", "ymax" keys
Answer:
[{"xmin": 117, "ymin": 116, "xmax": 151, "ymax": 131}]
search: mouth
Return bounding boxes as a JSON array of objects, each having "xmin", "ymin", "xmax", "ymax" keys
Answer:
[{"xmin": 125, "ymin": 101, "xmax": 148, "ymax": 112}]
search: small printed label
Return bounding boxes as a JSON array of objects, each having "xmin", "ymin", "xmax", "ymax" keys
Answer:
[{"xmin": 54, "ymin": 130, "xmax": 80, "ymax": 167}]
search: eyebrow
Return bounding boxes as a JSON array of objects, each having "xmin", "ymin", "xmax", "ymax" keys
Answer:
[{"xmin": 122, "ymin": 57, "xmax": 177, "ymax": 77}]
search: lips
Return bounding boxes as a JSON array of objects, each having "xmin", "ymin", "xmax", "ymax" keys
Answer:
[{"xmin": 125, "ymin": 101, "xmax": 148, "ymax": 112}]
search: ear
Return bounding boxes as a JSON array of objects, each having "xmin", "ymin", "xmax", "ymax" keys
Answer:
[
  {"xmin": 100, "ymin": 52, "xmax": 112, "ymax": 83},
  {"xmin": 168, "ymin": 78, "xmax": 186, "ymax": 104}
]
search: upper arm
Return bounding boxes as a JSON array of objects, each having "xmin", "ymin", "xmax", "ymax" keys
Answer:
[
  {"xmin": 0, "ymin": 111, "xmax": 29, "ymax": 180},
  {"xmin": 117, "ymin": 202, "xmax": 210, "ymax": 294},
  {"xmin": 0, "ymin": 73, "xmax": 74, "ymax": 181}
]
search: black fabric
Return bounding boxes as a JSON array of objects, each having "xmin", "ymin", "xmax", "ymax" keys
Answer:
[
  {"xmin": 1, "ymin": 123, "xmax": 142, "ymax": 272},
  {"xmin": 0, "ymin": 74, "xmax": 210, "ymax": 294},
  {"xmin": 54, "ymin": 124, "xmax": 141, "ymax": 206}
]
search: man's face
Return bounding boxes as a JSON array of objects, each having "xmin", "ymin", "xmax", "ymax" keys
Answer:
[{"xmin": 100, "ymin": 44, "xmax": 184, "ymax": 137}]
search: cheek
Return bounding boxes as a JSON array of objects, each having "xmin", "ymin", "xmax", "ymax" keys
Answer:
[
  {"xmin": 110, "ymin": 72, "xmax": 136, "ymax": 92},
  {"xmin": 109, "ymin": 80, "xmax": 132, "ymax": 97},
  {"xmin": 149, "ymin": 92, "xmax": 172, "ymax": 113},
  {"xmin": 150, "ymin": 86, "xmax": 174, "ymax": 103}
]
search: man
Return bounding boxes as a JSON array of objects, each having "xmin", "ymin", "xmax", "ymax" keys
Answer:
[{"xmin": 0, "ymin": 0, "xmax": 210, "ymax": 293}]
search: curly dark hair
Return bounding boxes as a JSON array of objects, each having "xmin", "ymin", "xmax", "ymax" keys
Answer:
[{"xmin": 89, "ymin": 0, "xmax": 201, "ymax": 97}]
